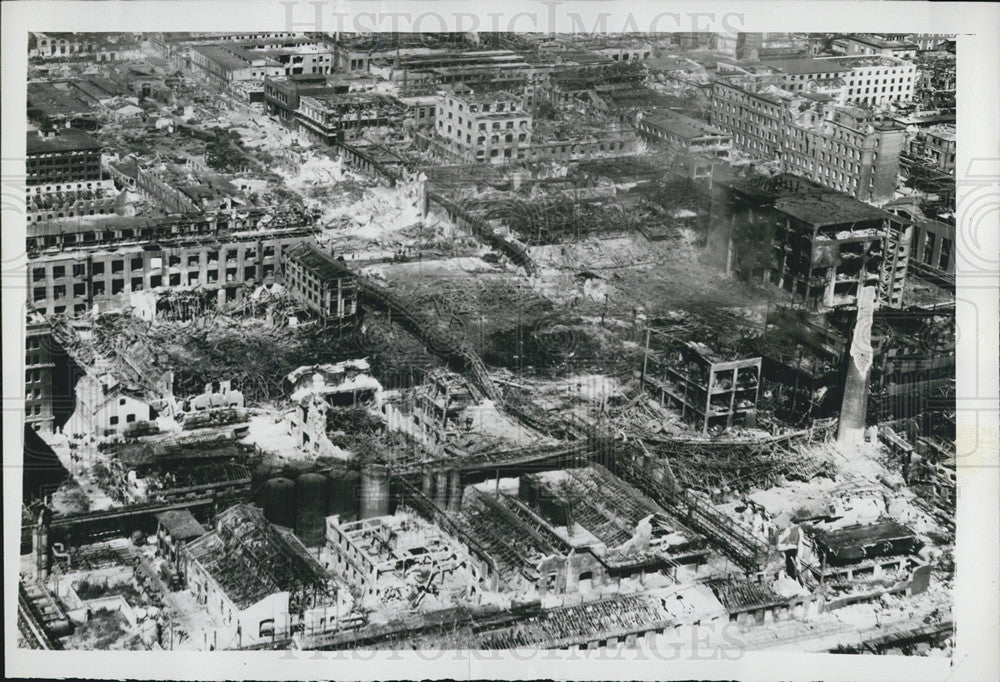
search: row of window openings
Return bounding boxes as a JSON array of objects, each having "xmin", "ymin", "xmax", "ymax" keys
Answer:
[
  {"xmin": 29, "ymin": 209, "xmax": 107, "ymax": 221},
  {"xmin": 472, "ymin": 140, "xmax": 630, "ymax": 159},
  {"xmin": 32, "ymin": 267, "xmax": 271, "ymax": 300},
  {"xmin": 448, "ymin": 99, "xmax": 515, "ymax": 114},
  {"xmin": 28, "ymin": 181, "xmax": 102, "ymax": 192},
  {"xmin": 28, "ymin": 152, "xmax": 99, "ymax": 161},
  {"xmin": 441, "ymin": 118, "xmax": 522, "ymax": 131},
  {"xmin": 720, "ymin": 114, "xmax": 868, "ymax": 158},
  {"xmin": 33, "ymin": 249, "xmax": 275, "ymax": 280},
  {"xmin": 915, "ymin": 233, "xmax": 953, "ymax": 270},
  {"xmin": 454, "ymin": 131, "xmax": 527, "ymax": 144}
]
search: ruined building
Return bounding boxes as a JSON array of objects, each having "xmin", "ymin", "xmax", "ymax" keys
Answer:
[
  {"xmin": 711, "ymin": 74, "xmax": 905, "ymax": 202},
  {"xmin": 27, "ymin": 211, "xmax": 319, "ymax": 318},
  {"xmin": 711, "ymin": 174, "xmax": 910, "ymax": 310},
  {"xmin": 434, "ymin": 84, "xmax": 533, "ymax": 164},
  {"xmin": 280, "ymin": 242, "xmax": 359, "ymax": 327}
]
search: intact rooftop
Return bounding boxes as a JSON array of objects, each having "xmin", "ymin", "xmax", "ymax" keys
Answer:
[{"xmin": 27, "ymin": 129, "xmax": 101, "ymax": 154}]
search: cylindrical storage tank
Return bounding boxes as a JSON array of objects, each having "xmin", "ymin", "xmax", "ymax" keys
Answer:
[
  {"xmin": 359, "ymin": 465, "xmax": 390, "ymax": 519},
  {"xmin": 434, "ymin": 471, "xmax": 449, "ymax": 509},
  {"xmin": 251, "ymin": 465, "xmax": 276, "ymax": 507},
  {"xmin": 47, "ymin": 617, "xmax": 74, "ymax": 639},
  {"xmin": 447, "ymin": 470, "xmax": 463, "ymax": 513},
  {"xmin": 263, "ymin": 477, "xmax": 296, "ymax": 529},
  {"xmin": 295, "ymin": 473, "xmax": 327, "ymax": 547},
  {"xmin": 327, "ymin": 470, "xmax": 360, "ymax": 522}
]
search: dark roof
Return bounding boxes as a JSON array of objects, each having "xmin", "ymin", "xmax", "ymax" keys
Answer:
[
  {"xmin": 114, "ymin": 436, "xmax": 244, "ymax": 470},
  {"xmin": 641, "ymin": 111, "xmax": 729, "ymax": 140},
  {"xmin": 810, "ymin": 519, "xmax": 919, "ymax": 560},
  {"xmin": 712, "ymin": 580, "xmax": 786, "ymax": 611},
  {"xmin": 850, "ymin": 35, "xmax": 918, "ymax": 50},
  {"xmin": 774, "ymin": 193, "xmax": 891, "ymax": 227},
  {"xmin": 156, "ymin": 509, "xmax": 206, "ymax": 542},
  {"xmin": 763, "ymin": 55, "xmax": 902, "ymax": 75},
  {"xmin": 727, "ymin": 173, "xmax": 892, "ymax": 227},
  {"xmin": 26, "ymin": 129, "xmax": 101, "ymax": 155},
  {"xmin": 192, "ymin": 44, "xmax": 252, "ymax": 71},
  {"xmin": 763, "ymin": 58, "xmax": 849, "ymax": 75},
  {"xmin": 286, "ymin": 242, "xmax": 354, "ymax": 282}
]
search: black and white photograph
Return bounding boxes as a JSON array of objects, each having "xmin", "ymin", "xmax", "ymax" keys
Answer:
[{"xmin": 3, "ymin": 2, "xmax": 998, "ymax": 680}]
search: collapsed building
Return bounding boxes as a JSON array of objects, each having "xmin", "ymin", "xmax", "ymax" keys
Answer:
[
  {"xmin": 286, "ymin": 360, "xmax": 383, "ymax": 458},
  {"xmin": 296, "ymin": 93, "xmax": 408, "ymax": 145},
  {"xmin": 641, "ymin": 331, "xmax": 762, "ymax": 433},
  {"xmin": 325, "ymin": 510, "xmax": 489, "ymax": 609},
  {"xmin": 745, "ymin": 305, "xmax": 850, "ymax": 425},
  {"xmin": 107, "ymin": 433, "xmax": 253, "ymax": 505},
  {"xmin": 448, "ymin": 464, "xmax": 707, "ymax": 596},
  {"xmin": 382, "ymin": 369, "xmax": 480, "ymax": 455},
  {"xmin": 184, "ymin": 504, "xmax": 347, "ymax": 646}
]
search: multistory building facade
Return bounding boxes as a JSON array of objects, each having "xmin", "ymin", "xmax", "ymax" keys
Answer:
[
  {"xmin": 434, "ymin": 86, "xmax": 532, "ymax": 164},
  {"xmin": 637, "ymin": 110, "xmax": 733, "ymax": 159},
  {"xmin": 713, "ymin": 174, "xmax": 911, "ymax": 310},
  {"xmin": 296, "ymin": 94, "xmax": 406, "ymax": 144},
  {"xmin": 26, "ymin": 212, "xmax": 320, "ymax": 318},
  {"xmin": 281, "ymin": 242, "xmax": 359, "ymax": 326},
  {"xmin": 711, "ymin": 74, "xmax": 905, "ymax": 202},
  {"xmin": 767, "ymin": 56, "xmax": 917, "ymax": 107},
  {"xmin": 26, "ymin": 129, "xmax": 103, "ymax": 187},
  {"xmin": 25, "ymin": 315, "xmax": 56, "ymax": 434}
]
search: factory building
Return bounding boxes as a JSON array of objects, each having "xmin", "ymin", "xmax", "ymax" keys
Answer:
[
  {"xmin": 711, "ymin": 75, "xmax": 905, "ymax": 202},
  {"xmin": 768, "ymin": 55, "xmax": 917, "ymax": 106},
  {"xmin": 185, "ymin": 504, "xmax": 345, "ymax": 646},
  {"xmin": 27, "ymin": 212, "xmax": 319, "ymax": 318},
  {"xmin": 641, "ymin": 333, "xmax": 762, "ymax": 433},
  {"xmin": 840, "ymin": 35, "xmax": 919, "ymax": 59},
  {"xmin": 325, "ymin": 511, "xmax": 488, "ymax": 605},
  {"xmin": 262, "ymin": 73, "xmax": 379, "ymax": 124},
  {"xmin": 189, "ymin": 44, "xmax": 284, "ymax": 86},
  {"xmin": 450, "ymin": 465, "xmax": 706, "ymax": 596},
  {"xmin": 908, "ymin": 125, "xmax": 956, "ymax": 173},
  {"xmin": 907, "ymin": 219, "xmax": 955, "ymax": 275},
  {"xmin": 296, "ymin": 93, "xmax": 407, "ymax": 144}
]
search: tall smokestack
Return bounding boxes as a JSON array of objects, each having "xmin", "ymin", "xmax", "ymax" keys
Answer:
[{"xmin": 837, "ymin": 286, "xmax": 877, "ymax": 445}]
